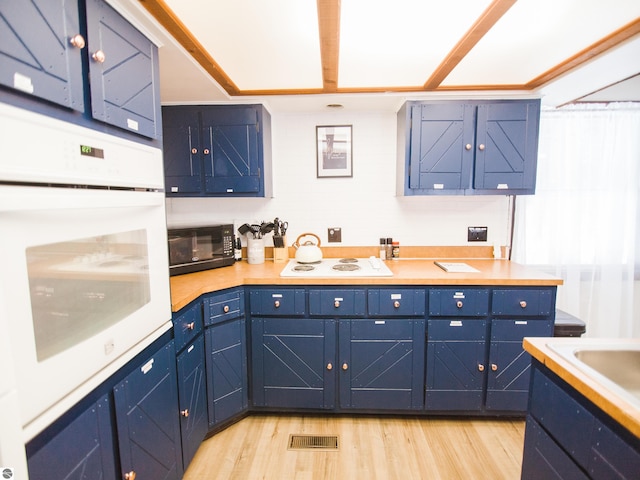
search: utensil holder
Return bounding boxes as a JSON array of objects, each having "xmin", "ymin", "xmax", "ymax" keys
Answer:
[
  {"xmin": 273, "ymin": 236, "xmax": 288, "ymax": 263},
  {"xmin": 247, "ymin": 237, "xmax": 265, "ymax": 264}
]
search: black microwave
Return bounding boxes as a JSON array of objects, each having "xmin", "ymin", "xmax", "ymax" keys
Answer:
[{"xmin": 167, "ymin": 224, "xmax": 235, "ymax": 276}]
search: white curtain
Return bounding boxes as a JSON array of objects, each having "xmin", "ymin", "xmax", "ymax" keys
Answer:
[{"xmin": 512, "ymin": 103, "xmax": 640, "ymax": 338}]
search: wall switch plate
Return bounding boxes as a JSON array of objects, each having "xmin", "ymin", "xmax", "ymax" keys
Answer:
[
  {"xmin": 328, "ymin": 227, "xmax": 342, "ymax": 243},
  {"xmin": 468, "ymin": 226, "xmax": 488, "ymax": 242}
]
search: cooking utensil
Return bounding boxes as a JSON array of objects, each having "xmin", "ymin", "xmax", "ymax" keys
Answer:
[
  {"xmin": 293, "ymin": 232, "xmax": 322, "ymax": 263},
  {"xmin": 238, "ymin": 223, "xmax": 251, "ymax": 236}
]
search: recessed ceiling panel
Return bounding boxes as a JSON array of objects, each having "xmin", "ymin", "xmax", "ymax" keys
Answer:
[
  {"xmin": 443, "ymin": 0, "xmax": 640, "ymax": 86},
  {"xmin": 338, "ymin": 0, "xmax": 493, "ymax": 88},
  {"xmin": 164, "ymin": 0, "xmax": 323, "ymax": 90}
]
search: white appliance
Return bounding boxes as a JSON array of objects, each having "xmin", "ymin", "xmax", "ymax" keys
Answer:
[
  {"xmin": 280, "ymin": 257, "xmax": 394, "ymax": 277},
  {"xmin": 0, "ymin": 103, "xmax": 172, "ymax": 454}
]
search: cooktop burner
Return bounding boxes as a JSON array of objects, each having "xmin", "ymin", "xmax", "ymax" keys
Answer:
[
  {"xmin": 333, "ymin": 263, "xmax": 360, "ymax": 271},
  {"xmin": 280, "ymin": 257, "xmax": 393, "ymax": 277}
]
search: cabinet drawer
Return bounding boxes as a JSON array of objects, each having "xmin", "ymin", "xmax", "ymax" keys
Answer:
[
  {"xmin": 250, "ymin": 288, "xmax": 306, "ymax": 316},
  {"xmin": 309, "ymin": 289, "xmax": 366, "ymax": 316},
  {"xmin": 492, "ymin": 288, "xmax": 553, "ymax": 317},
  {"xmin": 490, "ymin": 319, "xmax": 552, "ymax": 341},
  {"xmin": 368, "ymin": 288, "xmax": 426, "ymax": 316},
  {"xmin": 204, "ymin": 289, "xmax": 244, "ymax": 326},
  {"xmin": 428, "ymin": 288, "xmax": 489, "ymax": 317},
  {"xmin": 172, "ymin": 301, "xmax": 203, "ymax": 351},
  {"xmin": 427, "ymin": 319, "xmax": 488, "ymax": 341}
]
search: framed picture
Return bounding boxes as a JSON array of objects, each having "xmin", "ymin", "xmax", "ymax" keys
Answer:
[{"xmin": 316, "ymin": 125, "xmax": 353, "ymax": 177}]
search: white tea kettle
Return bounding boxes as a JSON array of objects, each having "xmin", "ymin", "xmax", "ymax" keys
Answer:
[{"xmin": 293, "ymin": 232, "xmax": 323, "ymax": 263}]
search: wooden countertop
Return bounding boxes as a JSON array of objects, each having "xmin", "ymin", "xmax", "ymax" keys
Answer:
[
  {"xmin": 169, "ymin": 257, "xmax": 562, "ymax": 312},
  {"xmin": 523, "ymin": 337, "xmax": 640, "ymax": 439}
]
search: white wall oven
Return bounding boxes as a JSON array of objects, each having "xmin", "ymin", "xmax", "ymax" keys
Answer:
[{"xmin": 0, "ymin": 103, "xmax": 172, "ymax": 445}]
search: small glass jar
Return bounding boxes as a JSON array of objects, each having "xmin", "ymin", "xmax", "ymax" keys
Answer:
[
  {"xmin": 379, "ymin": 238, "xmax": 386, "ymax": 260},
  {"xmin": 385, "ymin": 238, "xmax": 393, "ymax": 260},
  {"xmin": 391, "ymin": 241, "xmax": 400, "ymax": 260}
]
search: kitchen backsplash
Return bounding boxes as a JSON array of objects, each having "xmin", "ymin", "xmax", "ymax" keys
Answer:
[{"xmin": 165, "ymin": 109, "xmax": 512, "ymax": 248}]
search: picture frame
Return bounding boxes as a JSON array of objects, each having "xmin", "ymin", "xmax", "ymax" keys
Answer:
[{"xmin": 316, "ymin": 125, "xmax": 353, "ymax": 178}]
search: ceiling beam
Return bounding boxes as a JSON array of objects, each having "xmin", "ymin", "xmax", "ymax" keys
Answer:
[
  {"xmin": 316, "ymin": 0, "xmax": 341, "ymax": 93},
  {"xmin": 423, "ymin": 0, "xmax": 517, "ymax": 90},
  {"xmin": 138, "ymin": 0, "xmax": 240, "ymax": 95},
  {"xmin": 525, "ymin": 17, "xmax": 640, "ymax": 89}
]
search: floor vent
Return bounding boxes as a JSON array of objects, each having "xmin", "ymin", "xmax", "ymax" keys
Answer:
[{"xmin": 288, "ymin": 434, "xmax": 339, "ymax": 451}]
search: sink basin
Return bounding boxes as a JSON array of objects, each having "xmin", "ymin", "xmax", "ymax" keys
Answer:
[{"xmin": 547, "ymin": 342, "xmax": 640, "ymax": 408}]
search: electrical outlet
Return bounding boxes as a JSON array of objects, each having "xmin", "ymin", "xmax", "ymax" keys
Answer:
[
  {"xmin": 328, "ymin": 227, "xmax": 342, "ymax": 243},
  {"xmin": 468, "ymin": 226, "xmax": 488, "ymax": 242}
]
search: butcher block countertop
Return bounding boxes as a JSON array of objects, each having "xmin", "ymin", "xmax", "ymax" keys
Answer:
[
  {"xmin": 169, "ymin": 253, "xmax": 562, "ymax": 312},
  {"xmin": 524, "ymin": 337, "xmax": 640, "ymax": 439}
]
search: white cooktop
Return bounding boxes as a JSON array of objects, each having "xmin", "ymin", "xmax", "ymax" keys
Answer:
[{"xmin": 280, "ymin": 257, "xmax": 393, "ymax": 277}]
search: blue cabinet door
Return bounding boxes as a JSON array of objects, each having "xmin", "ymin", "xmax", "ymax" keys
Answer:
[
  {"xmin": 410, "ymin": 103, "xmax": 475, "ymax": 192},
  {"xmin": 202, "ymin": 106, "xmax": 262, "ymax": 195},
  {"xmin": 338, "ymin": 319, "xmax": 425, "ymax": 410},
  {"xmin": 0, "ymin": 0, "xmax": 84, "ymax": 111},
  {"xmin": 474, "ymin": 100, "xmax": 540, "ymax": 191},
  {"xmin": 85, "ymin": 0, "xmax": 161, "ymax": 138},
  {"xmin": 176, "ymin": 335, "xmax": 208, "ymax": 471},
  {"xmin": 163, "ymin": 107, "xmax": 203, "ymax": 194},
  {"xmin": 205, "ymin": 318, "xmax": 248, "ymax": 427},
  {"xmin": 425, "ymin": 319, "xmax": 488, "ymax": 411},
  {"xmin": 27, "ymin": 394, "xmax": 116, "ymax": 480},
  {"xmin": 251, "ymin": 317, "xmax": 336, "ymax": 409},
  {"xmin": 113, "ymin": 340, "xmax": 182, "ymax": 480},
  {"xmin": 486, "ymin": 319, "xmax": 552, "ymax": 411}
]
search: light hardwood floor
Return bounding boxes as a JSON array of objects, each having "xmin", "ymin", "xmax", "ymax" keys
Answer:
[{"xmin": 183, "ymin": 414, "xmax": 525, "ymax": 480}]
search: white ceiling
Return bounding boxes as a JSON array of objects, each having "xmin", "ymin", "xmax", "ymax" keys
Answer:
[{"xmin": 111, "ymin": 0, "xmax": 640, "ymax": 112}]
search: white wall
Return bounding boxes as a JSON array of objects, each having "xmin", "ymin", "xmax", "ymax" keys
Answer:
[{"xmin": 165, "ymin": 108, "xmax": 512, "ymax": 249}]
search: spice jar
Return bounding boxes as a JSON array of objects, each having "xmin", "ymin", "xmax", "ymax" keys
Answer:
[
  {"xmin": 385, "ymin": 237, "xmax": 393, "ymax": 260},
  {"xmin": 391, "ymin": 241, "xmax": 400, "ymax": 260},
  {"xmin": 379, "ymin": 238, "xmax": 386, "ymax": 260}
]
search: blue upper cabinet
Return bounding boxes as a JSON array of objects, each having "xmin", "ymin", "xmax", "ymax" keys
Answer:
[
  {"xmin": 163, "ymin": 105, "xmax": 273, "ymax": 197},
  {"xmin": 398, "ymin": 99, "xmax": 541, "ymax": 195},
  {"xmin": 163, "ymin": 107, "xmax": 203, "ymax": 194},
  {"xmin": 0, "ymin": 0, "xmax": 84, "ymax": 111},
  {"xmin": 0, "ymin": 0, "xmax": 160, "ymax": 140},
  {"xmin": 85, "ymin": 0, "xmax": 161, "ymax": 138}
]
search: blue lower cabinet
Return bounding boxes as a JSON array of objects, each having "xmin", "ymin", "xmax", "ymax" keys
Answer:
[
  {"xmin": 485, "ymin": 319, "xmax": 552, "ymax": 411},
  {"xmin": 113, "ymin": 340, "xmax": 183, "ymax": 480},
  {"xmin": 523, "ymin": 363, "xmax": 640, "ymax": 479},
  {"xmin": 521, "ymin": 416, "xmax": 590, "ymax": 480},
  {"xmin": 176, "ymin": 335, "xmax": 208, "ymax": 470},
  {"xmin": 27, "ymin": 394, "xmax": 116, "ymax": 480},
  {"xmin": 426, "ymin": 319, "xmax": 488, "ymax": 411},
  {"xmin": 339, "ymin": 319, "xmax": 425, "ymax": 410},
  {"xmin": 205, "ymin": 317, "xmax": 248, "ymax": 426},
  {"xmin": 251, "ymin": 317, "xmax": 336, "ymax": 409}
]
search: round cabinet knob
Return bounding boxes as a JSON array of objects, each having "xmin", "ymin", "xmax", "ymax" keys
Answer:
[
  {"xmin": 478, "ymin": 364, "xmax": 485, "ymax": 372},
  {"xmin": 491, "ymin": 364, "xmax": 498, "ymax": 372},
  {"xmin": 478, "ymin": 144, "xmax": 485, "ymax": 151},
  {"xmin": 203, "ymin": 148, "xmax": 210, "ymax": 155},
  {"xmin": 274, "ymin": 300, "xmax": 280, "ymax": 308},
  {"xmin": 393, "ymin": 300, "xmax": 400, "ymax": 309},
  {"xmin": 191, "ymin": 148, "xmax": 198, "ymax": 154},
  {"xmin": 181, "ymin": 409, "xmax": 189, "ymax": 417},
  {"xmin": 124, "ymin": 472, "xmax": 137, "ymax": 480},
  {"xmin": 223, "ymin": 305, "xmax": 230, "ymax": 313},
  {"xmin": 69, "ymin": 34, "xmax": 86, "ymax": 49},
  {"xmin": 465, "ymin": 143, "xmax": 472, "ymax": 151},
  {"xmin": 186, "ymin": 322, "xmax": 195, "ymax": 331},
  {"xmin": 326, "ymin": 363, "xmax": 333, "ymax": 371},
  {"xmin": 520, "ymin": 300, "xmax": 527, "ymax": 308},
  {"xmin": 456, "ymin": 300, "xmax": 463, "ymax": 309},
  {"xmin": 342, "ymin": 363, "xmax": 348, "ymax": 371},
  {"xmin": 92, "ymin": 50, "xmax": 106, "ymax": 63},
  {"xmin": 334, "ymin": 300, "xmax": 341, "ymax": 308}
]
